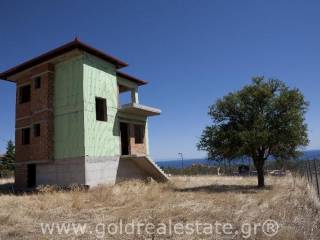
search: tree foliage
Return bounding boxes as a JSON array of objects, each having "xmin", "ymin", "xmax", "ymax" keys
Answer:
[
  {"xmin": 197, "ymin": 77, "xmax": 309, "ymax": 187},
  {"xmin": 1, "ymin": 140, "xmax": 15, "ymax": 175}
]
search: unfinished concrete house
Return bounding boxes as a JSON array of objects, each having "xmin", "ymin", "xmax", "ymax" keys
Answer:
[{"xmin": 0, "ymin": 39, "xmax": 168, "ymax": 188}]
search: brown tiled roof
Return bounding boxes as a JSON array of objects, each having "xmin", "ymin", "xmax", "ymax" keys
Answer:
[
  {"xmin": 117, "ymin": 71, "xmax": 148, "ymax": 86},
  {"xmin": 0, "ymin": 38, "xmax": 129, "ymax": 82}
]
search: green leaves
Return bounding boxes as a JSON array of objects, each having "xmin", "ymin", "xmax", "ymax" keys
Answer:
[
  {"xmin": 1, "ymin": 140, "xmax": 15, "ymax": 172},
  {"xmin": 198, "ymin": 77, "xmax": 309, "ymax": 162}
]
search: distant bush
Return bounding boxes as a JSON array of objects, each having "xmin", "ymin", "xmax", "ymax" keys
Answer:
[
  {"xmin": 162, "ymin": 164, "xmax": 221, "ymax": 175},
  {"xmin": 161, "ymin": 159, "xmax": 307, "ymax": 176}
]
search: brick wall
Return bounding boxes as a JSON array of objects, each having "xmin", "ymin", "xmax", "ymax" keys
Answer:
[
  {"xmin": 14, "ymin": 164, "xmax": 28, "ymax": 189},
  {"xmin": 129, "ymin": 123, "xmax": 147, "ymax": 156},
  {"xmin": 14, "ymin": 63, "xmax": 54, "ymax": 188}
]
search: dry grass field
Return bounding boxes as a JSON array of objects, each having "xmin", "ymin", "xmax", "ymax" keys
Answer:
[{"xmin": 0, "ymin": 175, "xmax": 319, "ymax": 239}]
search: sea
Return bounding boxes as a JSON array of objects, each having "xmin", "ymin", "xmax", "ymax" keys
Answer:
[{"xmin": 156, "ymin": 150, "xmax": 320, "ymax": 169}]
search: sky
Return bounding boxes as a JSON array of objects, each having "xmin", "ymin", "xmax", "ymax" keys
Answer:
[{"xmin": 0, "ymin": 0, "xmax": 320, "ymax": 160}]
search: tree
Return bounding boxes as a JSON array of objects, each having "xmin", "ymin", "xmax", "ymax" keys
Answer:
[
  {"xmin": 2, "ymin": 140, "xmax": 15, "ymax": 172},
  {"xmin": 197, "ymin": 77, "xmax": 309, "ymax": 187}
]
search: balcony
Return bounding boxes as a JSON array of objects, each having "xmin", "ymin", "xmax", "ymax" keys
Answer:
[
  {"xmin": 118, "ymin": 85, "xmax": 161, "ymax": 117},
  {"xmin": 119, "ymin": 102, "xmax": 161, "ymax": 116}
]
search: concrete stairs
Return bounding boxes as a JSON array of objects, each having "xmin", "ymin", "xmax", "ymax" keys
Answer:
[{"xmin": 131, "ymin": 156, "xmax": 169, "ymax": 182}]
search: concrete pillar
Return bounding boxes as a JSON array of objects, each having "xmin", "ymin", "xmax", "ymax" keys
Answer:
[{"xmin": 131, "ymin": 88, "xmax": 139, "ymax": 104}]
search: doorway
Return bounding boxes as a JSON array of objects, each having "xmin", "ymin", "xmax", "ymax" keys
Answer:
[
  {"xmin": 27, "ymin": 164, "xmax": 36, "ymax": 188},
  {"xmin": 120, "ymin": 122, "xmax": 130, "ymax": 155}
]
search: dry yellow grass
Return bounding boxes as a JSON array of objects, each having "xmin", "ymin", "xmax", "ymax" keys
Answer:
[{"xmin": 0, "ymin": 175, "xmax": 319, "ymax": 239}]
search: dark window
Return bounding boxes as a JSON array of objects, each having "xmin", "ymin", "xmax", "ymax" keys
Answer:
[
  {"xmin": 22, "ymin": 128, "xmax": 30, "ymax": 145},
  {"xmin": 134, "ymin": 125, "xmax": 144, "ymax": 144},
  {"xmin": 34, "ymin": 124, "xmax": 40, "ymax": 137},
  {"xmin": 95, "ymin": 97, "xmax": 107, "ymax": 121},
  {"xmin": 27, "ymin": 164, "xmax": 36, "ymax": 188},
  {"xmin": 34, "ymin": 76, "xmax": 41, "ymax": 89},
  {"xmin": 19, "ymin": 85, "xmax": 31, "ymax": 103}
]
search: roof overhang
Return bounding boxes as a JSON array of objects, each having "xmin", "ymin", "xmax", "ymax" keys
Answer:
[
  {"xmin": 119, "ymin": 103, "xmax": 161, "ymax": 116},
  {"xmin": 117, "ymin": 71, "xmax": 148, "ymax": 86},
  {"xmin": 0, "ymin": 38, "xmax": 128, "ymax": 82}
]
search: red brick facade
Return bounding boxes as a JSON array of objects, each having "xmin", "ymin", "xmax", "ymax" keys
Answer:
[
  {"xmin": 14, "ymin": 63, "xmax": 54, "ymax": 188},
  {"xmin": 129, "ymin": 123, "xmax": 147, "ymax": 156},
  {"xmin": 14, "ymin": 165, "xmax": 28, "ymax": 188}
]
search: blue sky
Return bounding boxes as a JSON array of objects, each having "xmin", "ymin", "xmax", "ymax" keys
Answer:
[{"xmin": 0, "ymin": 0, "xmax": 320, "ymax": 160}]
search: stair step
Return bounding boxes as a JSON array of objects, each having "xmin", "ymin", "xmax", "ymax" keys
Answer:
[{"xmin": 130, "ymin": 156, "xmax": 169, "ymax": 182}]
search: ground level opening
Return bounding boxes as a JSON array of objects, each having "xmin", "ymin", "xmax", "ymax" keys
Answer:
[{"xmin": 27, "ymin": 164, "xmax": 36, "ymax": 188}]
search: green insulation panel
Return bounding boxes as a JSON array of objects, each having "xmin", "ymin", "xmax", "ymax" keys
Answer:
[
  {"xmin": 83, "ymin": 53, "xmax": 120, "ymax": 156},
  {"xmin": 53, "ymin": 52, "xmax": 151, "ymax": 159},
  {"xmin": 53, "ymin": 55, "xmax": 85, "ymax": 159}
]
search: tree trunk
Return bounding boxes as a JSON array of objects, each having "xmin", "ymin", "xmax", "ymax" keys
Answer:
[
  {"xmin": 253, "ymin": 158, "xmax": 265, "ymax": 188},
  {"xmin": 257, "ymin": 167, "xmax": 265, "ymax": 188}
]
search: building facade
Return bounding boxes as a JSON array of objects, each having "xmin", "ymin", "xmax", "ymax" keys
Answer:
[{"xmin": 0, "ymin": 39, "xmax": 168, "ymax": 188}]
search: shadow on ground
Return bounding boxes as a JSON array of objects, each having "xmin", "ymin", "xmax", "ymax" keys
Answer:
[
  {"xmin": 0, "ymin": 182, "xmax": 15, "ymax": 194},
  {"xmin": 0, "ymin": 180, "xmax": 272, "ymax": 195},
  {"xmin": 175, "ymin": 184, "xmax": 272, "ymax": 194},
  {"xmin": 0, "ymin": 180, "xmax": 89, "ymax": 195}
]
